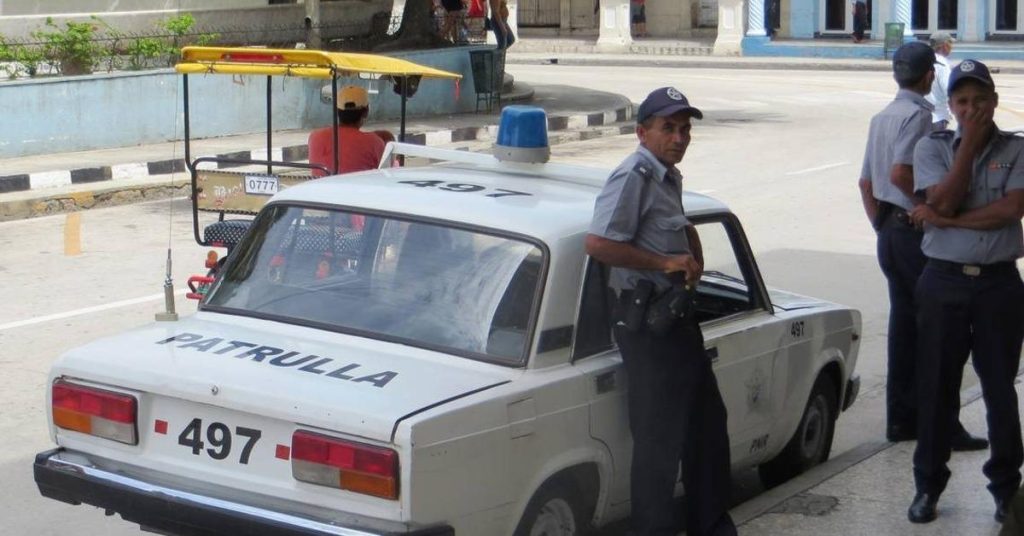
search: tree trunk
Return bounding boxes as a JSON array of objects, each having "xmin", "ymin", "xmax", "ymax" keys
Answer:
[{"xmin": 375, "ymin": 0, "xmax": 450, "ymax": 51}]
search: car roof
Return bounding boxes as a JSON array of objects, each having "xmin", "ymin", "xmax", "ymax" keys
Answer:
[{"xmin": 271, "ymin": 160, "xmax": 731, "ymax": 242}]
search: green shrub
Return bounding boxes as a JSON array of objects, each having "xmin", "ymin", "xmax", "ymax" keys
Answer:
[{"xmin": 32, "ymin": 16, "xmax": 103, "ymax": 75}]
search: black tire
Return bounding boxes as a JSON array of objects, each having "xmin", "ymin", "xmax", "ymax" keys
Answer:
[
  {"xmin": 513, "ymin": 482, "xmax": 587, "ymax": 536},
  {"xmin": 758, "ymin": 374, "xmax": 838, "ymax": 489}
]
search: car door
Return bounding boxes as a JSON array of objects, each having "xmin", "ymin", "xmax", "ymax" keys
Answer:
[
  {"xmin": 572, "ymin": 260, "xmax": 632, "ymax": 511},
  {"xmin": 690, "ymin": 215, "xmax": 780, "ymax": 467}
]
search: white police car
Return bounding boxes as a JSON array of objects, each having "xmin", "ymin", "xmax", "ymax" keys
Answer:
[{"xmin": 34, "ymin": 107, "xmax": 861, "ymax": 536}]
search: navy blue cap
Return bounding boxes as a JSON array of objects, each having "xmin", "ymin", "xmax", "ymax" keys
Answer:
[
  {"xmin": 637, "ymin": 87, "xmax": 703, "ymax": 124},
  {"xmin": 948, "ymin": 59, "xmax": 995, "ymax": 94},
  {"xmin": 892, "ymin": 41, "xmax": 936, "ymax": 84}
]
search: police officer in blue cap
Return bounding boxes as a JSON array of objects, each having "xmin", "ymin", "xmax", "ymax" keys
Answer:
[
  {"xmin": 908, "ymin": 59, "xmax": 1024, "ymax": 524},
  {"xmin": 586, "ymin": 87, "xmax": 736, "ymax": 536},
  {"xmin": 858, "ymin": 41, "xmax": 987, "ymax": 453}
]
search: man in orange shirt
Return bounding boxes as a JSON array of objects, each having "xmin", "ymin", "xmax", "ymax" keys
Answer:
[{"xmin": 308, "ymin": 86, "xmax": 387, "ymax": 177}]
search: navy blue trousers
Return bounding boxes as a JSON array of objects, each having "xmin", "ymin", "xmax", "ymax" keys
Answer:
[
  {"xmin": 913, "ymin": 260, "xmax": 1024, "ymax": 500},
  {"xmin": 614, "ymin": 306, "xmax": 735, "ymax": 536},
  {"xmin": 877, "ymin": 221, "xmax": 927, "ymax": 431}
]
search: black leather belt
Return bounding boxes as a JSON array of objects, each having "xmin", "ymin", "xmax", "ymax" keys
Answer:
[{"xmin": 927, "ymin": 258, "xmax": 1018, "ymax": 277}]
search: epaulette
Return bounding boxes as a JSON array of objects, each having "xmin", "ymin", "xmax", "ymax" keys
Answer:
[
  {"xmin": 632, "ymin": 161, "xmax": 654, "ymax": 180},
  {"xmin": 929, "ymin": 130, "xmax": 955, "ymax": 139}
]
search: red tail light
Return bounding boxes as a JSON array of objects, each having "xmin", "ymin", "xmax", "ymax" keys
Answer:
[
  {"xmin": 52, "ymin": 380, "xmax": 138, "ymax": 445},
  {"xmin": 291, "ymin": 431, "xmax": 398, "ymax": 499}
]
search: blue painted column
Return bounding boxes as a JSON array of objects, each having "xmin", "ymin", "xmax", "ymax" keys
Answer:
[
  {"xmin": 894, "ymin": 0, "xmax": 913, "ymax": 36},
  {"xmin": 748, "ymin": 0, "xmax": 768, "ymax": 35}
]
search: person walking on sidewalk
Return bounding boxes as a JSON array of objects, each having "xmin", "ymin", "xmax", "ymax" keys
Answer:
[
  {"xmin": 857, "ymin": 42, "xmax": 987, "ymax": 452},
  {"xmin": 308, "ymin": 85, "xmax": 387, "ymax": 177},
  {"xmin": 908, "ymin": 59, "xmax": 1024, "ymax": 525},
  {"xmin": 585, "ymin": 87, "xmax": 736, "ymax": 536},
  {"xmin": 851, "ymin": 0, "xmax": 867, "ymax": 43},
  {"xmin": 926, "ymin": 32, "xmax": 955, "ymax": 131},
  {"xmin": 630, "ymin": 0, "xmax": 648, "ymax": 37}
]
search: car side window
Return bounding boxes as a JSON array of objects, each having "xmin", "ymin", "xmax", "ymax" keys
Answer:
[
  {"xmin": 572, "ymin": 258, "xmax": 615, "ymax": 360},
  {"xmin": 694, "ymin": 218, "xmax": 760, "ymax": 322}
]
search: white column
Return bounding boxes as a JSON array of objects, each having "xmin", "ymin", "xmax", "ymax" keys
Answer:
[
  {"xmin": 507, "ymin": 0, "xmax": 519, "ymax": 40},
  {"xmin": 713, "ymin": 0, "xmax": 746, "ymax": 55},
  {"xmin": 961, "ymin": 0, "xmax": 979, "ymax": 41},
  {"xmin": 596, "ymin": 0, "xmax": 634, "ymax": 50},
  {"xmin": 747, "ymin": 0, "xmax": 766, "ymax": 36},
  {"xmin": 894, "ymin": 0, "xmax": 913, "ymax": 36}
]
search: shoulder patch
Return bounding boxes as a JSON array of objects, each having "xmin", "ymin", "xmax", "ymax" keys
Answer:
[{"xmin": 632, "ymin": 162, "xmax": 654, "ymax": 179}]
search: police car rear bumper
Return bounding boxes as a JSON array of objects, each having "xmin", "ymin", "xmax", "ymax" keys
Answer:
[{"xmin": 34, "ymin": 448, "xmax": 453, "ymax": 536}]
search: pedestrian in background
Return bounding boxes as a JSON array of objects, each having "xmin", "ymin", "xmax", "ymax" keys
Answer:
[
  {"xmin": 927, "ymin": 32, "xmax": 955, "ymax": 130},
  {"xmin": 585, "ymin": 87, "xmax": 736, "ymax": 536},
  {"xmin": 631, "ymin": 0, "xmax": 647, "ymax": 37},
  {"xmin": 908, "ymin": 59, "xmax": 1024, "ymax": 525},
  {"xmin": 857, "ymin": 42, "xmax": 987, "ymax": 454},
  {"xmin": 851, "ymin": 0, "xmax": 867, "ymax": 43}
]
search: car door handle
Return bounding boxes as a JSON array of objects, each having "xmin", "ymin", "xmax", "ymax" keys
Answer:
[
  {"xmin": 595, "ymin": 371, "xmax": 616, "ymax": 394},
  {"xmin": 706, "ymin": 347, "xmax": 719, "ymax": 362}
]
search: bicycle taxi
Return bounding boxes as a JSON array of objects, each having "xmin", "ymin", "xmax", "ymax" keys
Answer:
[{"xmin": 175, "ymin": 46, "xmax": 461, "ymax": 296}]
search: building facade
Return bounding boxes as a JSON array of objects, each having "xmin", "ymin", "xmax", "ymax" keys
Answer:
[{"xmin": 763, "ymin": 0, "xmax": 1020, "ymax": 41}]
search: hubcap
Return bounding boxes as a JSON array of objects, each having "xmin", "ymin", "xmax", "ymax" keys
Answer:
[
  {"xmin": 529, "ymin": 497, "xmax": 577, "ymax": 536},
  {"xmin": 799, "ymin": 394, "xmax": 828, "ymax": 460}
]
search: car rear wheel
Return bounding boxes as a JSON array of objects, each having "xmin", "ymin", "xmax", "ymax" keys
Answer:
[
  {"xmin": 514, "ymin": 482, "xmax": 584, "ymax": 536},
  {"xmin": 758, "ymin": 374, "xmax": 837, "ymax": 489}
]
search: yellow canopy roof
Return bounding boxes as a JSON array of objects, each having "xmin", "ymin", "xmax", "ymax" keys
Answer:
[{"xmin": 175, "ymin": 46, "xmax": 462, "ymax": 80}]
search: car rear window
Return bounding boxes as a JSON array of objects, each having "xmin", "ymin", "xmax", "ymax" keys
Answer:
[{"xmin": 204, "ymin": 204, "xmax": 545, "ymax": 364}]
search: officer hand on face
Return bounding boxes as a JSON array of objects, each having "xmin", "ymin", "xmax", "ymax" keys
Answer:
[{"xmin": 960, "ymin": 104, "xmax": 996, "ymax": 151}]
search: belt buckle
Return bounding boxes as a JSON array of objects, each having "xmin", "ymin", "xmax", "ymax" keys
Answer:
[{"xmin": 962, "ymin": 264, "xmax": 982, "ymax": 276}]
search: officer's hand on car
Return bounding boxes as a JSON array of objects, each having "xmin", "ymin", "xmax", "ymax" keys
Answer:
[{"xmin": 663, "ymin": 254, "xmax": 702, "ymax": 288}]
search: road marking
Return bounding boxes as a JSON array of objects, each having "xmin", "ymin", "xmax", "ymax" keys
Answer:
[
  {"xmin": 64, "ymin": 213, "xmax": 81, "ymax": 256},
  {"xmin": 785, "ymin": 162, "xmax": 849, "ymax": 176},
  {"xmin": 0, "ymin": 290, "xmax": 188, "ymax": 332}
]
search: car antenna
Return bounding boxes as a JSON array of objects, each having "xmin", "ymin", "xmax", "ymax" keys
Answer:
[{"xmin": 156, "ymin": 14, "xmax": 183, "ymax": 323}]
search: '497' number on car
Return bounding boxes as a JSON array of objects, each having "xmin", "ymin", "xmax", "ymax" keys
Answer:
[{"xmin": 178, "ymin": 418, "xmax": 262, "ymax": 464}]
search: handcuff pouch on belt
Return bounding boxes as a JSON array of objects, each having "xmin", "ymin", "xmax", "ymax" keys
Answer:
[
  {"xmin": 646, "ymin": 284, "xmax": 697, "ymax": 336},
  {"xmin": 621, "ymin": 279, "xmax": 698, "ymax": 335}
]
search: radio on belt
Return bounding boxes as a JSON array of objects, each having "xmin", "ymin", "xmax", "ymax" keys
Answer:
[{"xmin": 494, "ymin": 105, "xmax": 551, "ymax": 164}]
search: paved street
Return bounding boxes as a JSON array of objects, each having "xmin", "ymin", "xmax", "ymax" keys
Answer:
[{"xmin": 3, "ymin": 65, "xmax": 1024, "ymax": 533}]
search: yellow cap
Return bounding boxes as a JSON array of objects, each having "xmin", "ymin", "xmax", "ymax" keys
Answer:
[{"xmin": 338, "ymin": 85, "xmax": 369, "ymax": 110}]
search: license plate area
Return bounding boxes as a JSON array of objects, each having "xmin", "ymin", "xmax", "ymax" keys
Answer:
[
  {"xmin": 145, "ymin": 397, "xmax": 294, "ymax": 478},
  {"xmin": 244, "ymin": 175, "xmax": 279, "ymax": 196}
]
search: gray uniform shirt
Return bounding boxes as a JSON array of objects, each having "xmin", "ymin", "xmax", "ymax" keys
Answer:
[
  {"xmin": 589, "ymin": 145, "xmax": 691, "ymax": 292},
  {"xmin": 860, "ymin": 89, "xmax": 935, "ymax": 211},
  {"xmin": 913, "ymin": 127, "xmax": 1024, "ymax": 264}
]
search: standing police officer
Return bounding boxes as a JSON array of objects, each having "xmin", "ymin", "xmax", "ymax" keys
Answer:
[
  {"xmin": 585, "ymin": 87, "xmax": 736, "ymax": 536},
  {"xmin": 857, "ymin": 42, "xmax": 987, "ymax": 451},
  {"xmin": 908, "ymin": 59, "xmax": 1024, "ymax": 524}
]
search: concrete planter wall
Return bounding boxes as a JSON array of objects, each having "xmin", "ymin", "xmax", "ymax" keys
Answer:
[{"xmin": 0, "ymin": 45, "xmax": 489, "ymax": 159}]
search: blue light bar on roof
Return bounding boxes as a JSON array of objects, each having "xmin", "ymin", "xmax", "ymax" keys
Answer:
[{"xmin": 494, "ymin": 106, "xmax": 551, "ymax": 164}]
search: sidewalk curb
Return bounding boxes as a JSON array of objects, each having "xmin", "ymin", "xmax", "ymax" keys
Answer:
[
  {"xmin": 506, "ymin": 54, "xmax": 1024, "ymax": 75},
  {"xmin": 0, "ymin": 103, "xmax": 634, "ymax": 222}
]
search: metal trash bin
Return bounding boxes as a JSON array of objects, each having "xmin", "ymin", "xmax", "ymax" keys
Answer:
[
  {"xmin": 883, "ymin": 22, "xmax": 905, "ymax": 59},
  {"xmin": 470, "ymin": 49, "xmax": 505, "ymax": 113}
]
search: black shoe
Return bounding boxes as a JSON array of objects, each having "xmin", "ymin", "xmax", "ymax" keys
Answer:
[
  {"xmin": 908, "ymin": 492, "xmax": 938, "ymax": 523},
  {"xmin": 996, "ymin": 496, "xmax": 1011, "ymax": 523},
  {"xmin": 951, "ymin": 428, "xmax": 988, "ymax": 452},
  {"xmin": 887, "ymin": 424, "xmax": 916, "ymax": 442}
]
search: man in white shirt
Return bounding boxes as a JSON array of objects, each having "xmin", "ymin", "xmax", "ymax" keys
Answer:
[{"xmin": 926, "ymin": 32, "xmax": 954, "ymax": 130}]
